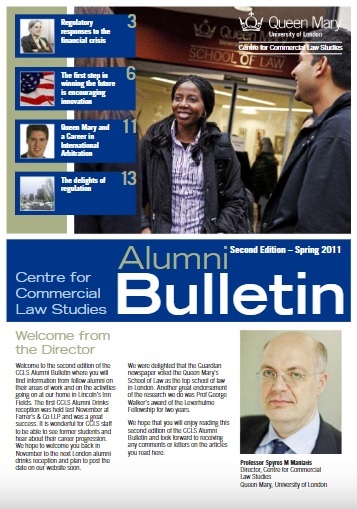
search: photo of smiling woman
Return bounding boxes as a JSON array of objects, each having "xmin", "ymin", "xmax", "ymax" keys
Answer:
[
  {"xmin": 141, "ymin": 75, "xmax": 250, "ymax": 234},
  {"xmin": 21, "ymin": 19, "xmax": 53, "ymax": 53}
]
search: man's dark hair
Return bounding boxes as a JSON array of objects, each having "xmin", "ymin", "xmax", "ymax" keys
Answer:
[
  {"xmin": 305, "ymin": 28, "xmax": 351, "ymax": 90},
  {"xmin": 26, "ymin": 124, "xmax": 49, "ymax": 140}
]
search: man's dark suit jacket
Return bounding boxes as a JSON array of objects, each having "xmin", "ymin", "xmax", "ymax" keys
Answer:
[
  {"xmin": 21, "ymin": 154, "xmax": 45, "ymax": 158},
  {"xmin": 21, "ymin": 35, "xmax": 53, "ymax": 53},
  {"xmin": 241, "ymin": 415, "xmax": 341, "ymax": 454}
]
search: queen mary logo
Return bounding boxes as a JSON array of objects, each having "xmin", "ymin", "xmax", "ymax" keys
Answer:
[
  {"xmin": 194, "ymin": 19, "xmax": 216, "ymax": 38},
  {"xmin": 239, "ymin": 11, "xmax": 263, "ymax": 32}
]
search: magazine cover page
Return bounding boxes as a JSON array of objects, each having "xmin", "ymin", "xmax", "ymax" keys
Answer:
[{"xmin": 2, "ymin": 2, "xmax": 354, "ymax": 508}]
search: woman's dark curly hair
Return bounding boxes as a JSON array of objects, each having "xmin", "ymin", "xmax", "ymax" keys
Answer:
[{"xmin": 145, "ymin": 75, "xmax": 220, "ymax": 164}]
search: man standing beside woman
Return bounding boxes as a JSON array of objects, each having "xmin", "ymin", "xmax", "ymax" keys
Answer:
[{"xmin": 261, "ymin": 27, "xmax": 351, "ymax": 233}]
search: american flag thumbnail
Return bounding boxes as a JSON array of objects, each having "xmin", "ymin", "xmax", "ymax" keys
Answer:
[{"xmin": 20, "ymin": 71, "xmax": 55, "ymax": 107}]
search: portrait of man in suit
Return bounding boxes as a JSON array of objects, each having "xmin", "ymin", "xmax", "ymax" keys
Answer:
[{"xmin": 240, "ymin": 331, "xmax": 341, "ymax": 454}]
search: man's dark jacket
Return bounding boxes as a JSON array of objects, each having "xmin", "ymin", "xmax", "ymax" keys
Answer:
[
  {"xmin": 240, "ymin": 415, "xmax": 341, "ymax": 454},
  {"xmin": 261, "ymin": 92, "xmax": 351, "ymax": 233}
]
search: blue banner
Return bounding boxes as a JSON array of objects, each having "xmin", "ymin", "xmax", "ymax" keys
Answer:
[
  {"xmin": 7, "ymin": 240, "xmax": 350, "ymax": 322},
  {"xmin": 15, "ymin": 14, "xmax": 136, "ymax": 58},
  {"xmin": 15, "ymin": 172, "xmax": 136, "ymax": 215},
  {"xmin": 15, "ymin": 67, "xmax": 135, "ymax": 110}
]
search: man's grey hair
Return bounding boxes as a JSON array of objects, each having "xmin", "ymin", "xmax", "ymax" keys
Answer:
[{"xmin": 314, "ymin": 341, "xmax": 328, "ymax": 373}]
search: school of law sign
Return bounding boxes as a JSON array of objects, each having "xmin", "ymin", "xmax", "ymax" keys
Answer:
[
  {"xmin": 188, "ymin": 17, "xmax": 291, "ymax": 77},
  {"xmin": 124, "ymin": 8, "xmax": 300, "ymax": 79}
]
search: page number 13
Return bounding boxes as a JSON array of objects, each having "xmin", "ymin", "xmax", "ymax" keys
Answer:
[{"xmin": 122, "ymin": 171, "xmax": 137, "ymax": 185}]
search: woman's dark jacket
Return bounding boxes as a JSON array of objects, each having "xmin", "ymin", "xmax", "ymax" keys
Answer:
[
  {"xmin": 21, "ymin": 35, "xmax": 53, "ymax": 53},
  {"xmin": 141, "ymin": 126, "xmax": 246, "ymax": 233}
]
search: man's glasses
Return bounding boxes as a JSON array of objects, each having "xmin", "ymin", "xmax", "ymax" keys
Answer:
[{"xmin": 256, "ymin": 369, "xmax": 324, "ymax": 387}]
